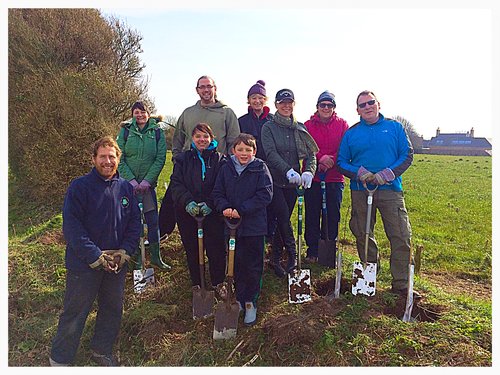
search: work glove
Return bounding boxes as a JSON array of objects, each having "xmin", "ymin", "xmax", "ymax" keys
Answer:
[
  {"xmin": 300, "ymin": 171, "xmax": 313, "ymax": 189},
  {"xmin": 129, "ymin": 179, "xmax": 140, "ymax": 195},
  {"xmin": 357, "ymin": 166, "xmax": 375, "ymax": 185},
  {"xmin": 373, "ymin": 168, "xmax": 395, "ymax": 185},
  {"xmin": 286, "ymin": 168, "xmax": 301, "ymax": 185},
  {"xmin": 137, "ymin": 179, "xmax": 151, "ymax": 194},
  {"xmin": 103, "ymin": 249, "xmax": 130, "ymax": 271},
  {"xmin": 185, "ymin": 201, "xmax": 200, "ymax": 217},
  {"xmin": 199, "ymin": 202, "xmax": 212, "ymax": 216},
  {"xmin": 129, "ymin": 179, "xmax": 139, "ymax": 189},
  {"xmin": 89, "ymin": 252, "xmax": 115, "ymax": 272},
  {"xmin": 318, "ymin": 163, "xmax": 328, "ymax": 173},
  {"xmin": 319, "ymin": 154, "xmax": 335, "ymax": 169}
]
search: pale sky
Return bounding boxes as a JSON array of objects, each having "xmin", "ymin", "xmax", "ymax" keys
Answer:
[{"xmin": 96, "ymin": 2, "xmax": 497, "ymax": 140}]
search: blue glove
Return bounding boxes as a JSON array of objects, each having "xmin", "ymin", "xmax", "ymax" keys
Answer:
[
  {"xmin": 300, "ymin": 172, "xmax": 313, "ymax": 189},
  {"xmin": 199, "ymin": 202, "xmax": 212, "ymax": 216},
  {"xmin": 185, "ymin": 201, "xmax": 200, "ymax": 217},
  {"xmin": 286, "ymin": 168, "xmax": 301, "ymax": 185}
]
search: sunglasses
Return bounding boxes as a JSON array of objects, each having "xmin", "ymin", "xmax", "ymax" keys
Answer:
[
  {"xmin": 358, "ymin": 99, "xmax": 376, "ymax": 109},
  {"xmin": 318, "ymin": 103, "xmax": 334, "ymax": 109}
]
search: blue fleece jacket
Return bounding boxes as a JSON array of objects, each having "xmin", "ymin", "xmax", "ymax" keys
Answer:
[
  {"xmin": 336, "ymin": 114, "xmax": 413, "ymax": 191},
  {"xmin": 62, "ymin": 168, "xmax": 141, "ymax": 271}
]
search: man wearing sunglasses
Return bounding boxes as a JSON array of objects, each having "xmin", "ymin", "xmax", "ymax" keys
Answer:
[
  {"xmin": 337, "ymin": 90, "xmax": 417, "ymax": 298},
  {"xmin": 303, "ymin": 91, "xmax": 349, "ymax": 263}
]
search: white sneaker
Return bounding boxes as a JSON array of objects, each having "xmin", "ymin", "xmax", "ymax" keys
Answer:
[
  {"xmin": 49, "ymin": 357, "xmax": 69, "ymax": 366},
  {"xmin": 244, "ymin": 302, "xmax": 257, "ymax": 326}
]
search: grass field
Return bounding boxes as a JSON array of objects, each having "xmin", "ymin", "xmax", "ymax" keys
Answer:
[{"xmin": 7, "ymin": 154, "xmax": 492, "ymax": 366}]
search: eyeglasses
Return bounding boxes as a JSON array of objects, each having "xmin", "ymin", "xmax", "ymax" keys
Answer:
[
  {"xmin": 197, "ymin": 85, "xmax": 214, "ymax": 90},
  {"xmin": 318, "ymin": 103, "xmax": 334, "ymax": 109},
  {"xmin": 358, "ymin": 99, "xmax": 376, "ymax": 109}
]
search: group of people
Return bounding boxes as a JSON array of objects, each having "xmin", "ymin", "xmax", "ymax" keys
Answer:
[{"xmin": 49, "ymin": 75, "xmax": 415, "ymax": 367}]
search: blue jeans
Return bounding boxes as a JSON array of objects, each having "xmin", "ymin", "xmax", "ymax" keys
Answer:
[
  {"xmin": 50, "ymin": 266, "xmax": 127, "ymax": 364},
  {"xmin": 304, "ymin": 181, "xmax": 344, "ymax": 258}
]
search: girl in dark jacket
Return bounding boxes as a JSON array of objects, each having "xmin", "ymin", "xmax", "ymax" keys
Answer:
[
  {"xmin": 212, "ymin": 133, "xmax": 273, "ymax": 326},
  {"xmin": 170, "ymin": 123, "xmax": 227, "ymax": 297}
]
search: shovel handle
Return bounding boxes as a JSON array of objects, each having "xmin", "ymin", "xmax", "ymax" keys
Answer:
[
  {"xmin": 297, "ymin": 187, "xmax": 304, "ymax": 269},
  {"xmin": 224, "ymin": 217, "xmax": 241, "ymax": 279},
  {"xmin": 363, "ymin": 186, "xmax": 377, "ymax": 267}
]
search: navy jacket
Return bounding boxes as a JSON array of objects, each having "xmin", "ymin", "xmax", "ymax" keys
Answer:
[
  {"xmin": 238, "ymin": 106, "xmax": 273, "ymax": 160},
  {"xmin": 170, "ymin": 146, "xmax": 227, "ymax": 210},
  {"xmin": 62, "ymin": 168, "xmax": 141, "ymax": 272},
  {"xmin": 212, "ymin": 157, "xmax": 273, "ymax": 237}
]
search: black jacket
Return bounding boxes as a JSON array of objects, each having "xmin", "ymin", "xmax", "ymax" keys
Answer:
[
  {"xmin": 170, "ymin": 147, "xmax": 226, "ymax": 210},
  {"xmin": 212, "ymin": 157, "xmax": 273, "ymax": 237},
  {"xmin": 238, "ymin": 106, "xmax": 273, "ymax": 161}
]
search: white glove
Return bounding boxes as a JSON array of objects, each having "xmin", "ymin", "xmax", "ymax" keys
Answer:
[
  {"xmin": 286, "ymin": 169, "xmax": 301, "ymax": 185},
  {"xmin": 301, "ymin": 171, "xmax": 313, "ymax": 189}
]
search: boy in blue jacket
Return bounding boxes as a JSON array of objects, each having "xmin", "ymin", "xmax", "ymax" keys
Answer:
[{"xmin": 212, "ymin": 133, "xmax": 273, "ymax": 326}]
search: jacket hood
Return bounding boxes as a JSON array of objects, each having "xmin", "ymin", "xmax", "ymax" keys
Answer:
[
  {"xmin": 228, "ymin": 156, "xmax": 266, "ymax": 173},
  {"xmin": 247, "ymin": 105, "xmax": 271, "ymax": 119},
  {"xmin": 120, "ymin": 117, "xmax": 160, "ymax": 130},
  {"xmin": 196, "ymin": 100, "xmax": 228, "ymax": 111}
]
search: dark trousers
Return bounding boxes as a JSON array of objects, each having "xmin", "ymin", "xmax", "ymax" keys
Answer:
[
  {"xmin": 142, "ymin": 188, "xmax": 159, "ymax": 243},
  {"xmin": 176, "ymin": 208, "xmax": 227, "ymax": 287},
  {"xmin": 158, "ymin": 183, "xmax": 176, "ymax": 237},
  {"xmin": 268, "ymin": 186, "xmax": 297, "ymax": 261},
  {"xmin": 304, "ymin": 181, "xmax": 344, "ymax": 258},
  {"xmin": 234, "ymin": 236, "xmax": 265, "ymax": 305},
  {"xmin": 50, "ymin": 266, "xmax": 127, "ymax": 364}
]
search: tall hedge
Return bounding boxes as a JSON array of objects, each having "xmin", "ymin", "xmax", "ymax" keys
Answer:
[{"xmin": 8, "ymin": 9, "xmax": 152, "ymax": 210}]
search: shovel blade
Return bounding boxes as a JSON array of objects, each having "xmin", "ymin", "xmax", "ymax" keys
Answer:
[
  {"xmin": 133, "ymin": 268, "xmax": 155, "ymax": 294},
  {"xmin": 288, "ymin": 269, "xmax": 312, "ymax": 304},
  {"xmin": 402, "ymin": 264, "xmax": 415, "ymax": 322},
  {"xmin": 213, "ymin": 301, "xmax": 240, "ymax": 340},
  {"xmin": 318, "ymin": 239, "xmax": 336, "ymax": 268},
  {"xmin": 351, "ymin": 262, "xmax": 377, "ymax": 296},
  {"xmin": 192, "ymin": 289, "xmax": 214, "ymax": 319}
]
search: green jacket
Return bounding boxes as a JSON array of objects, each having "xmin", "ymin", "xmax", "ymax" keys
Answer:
[
  {"xmin": 172, "ymin": 100, "xmax": 240, "ymax": 158},
  {"xmin": 116, "ymin": 117, "xmax": 167, "ymax": 187}
]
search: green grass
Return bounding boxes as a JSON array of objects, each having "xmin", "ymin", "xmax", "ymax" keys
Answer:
[{"xmin": 8, "ymin": 153, "xmax": 492, "ymax": 366}]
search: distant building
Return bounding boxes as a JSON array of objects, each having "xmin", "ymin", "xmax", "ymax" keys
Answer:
[{"xmin": 421, "ymin": 127, "xmax": 492, "ymax": 156}]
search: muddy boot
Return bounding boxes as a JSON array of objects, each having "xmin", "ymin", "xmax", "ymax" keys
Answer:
[
  {"xmin": 269, "ymin": 246, "xmax": 286, "ymax": 278},
  {"xmin": 286, "ymin": 248, "xmax": 297, "ymax": 273},
  {"xmin": 148, "ymin": 242, "xmax": 171, "ymax": 270},
  {"xmin": 131, "ymin": 251, "xmax": 142, "ymax": 271}
]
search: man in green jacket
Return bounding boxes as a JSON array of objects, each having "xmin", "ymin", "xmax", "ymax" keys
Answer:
[
  {"xmin": 172, "ymin": 75, "xmax": 240, "ymax": 158},
  {"xmin": 160, "ymin": 76, "xmax": 241, "ymax": 241},
  {"xmin": 117, "ymin": 101, "xmax": 170, "ymax": 271}
]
